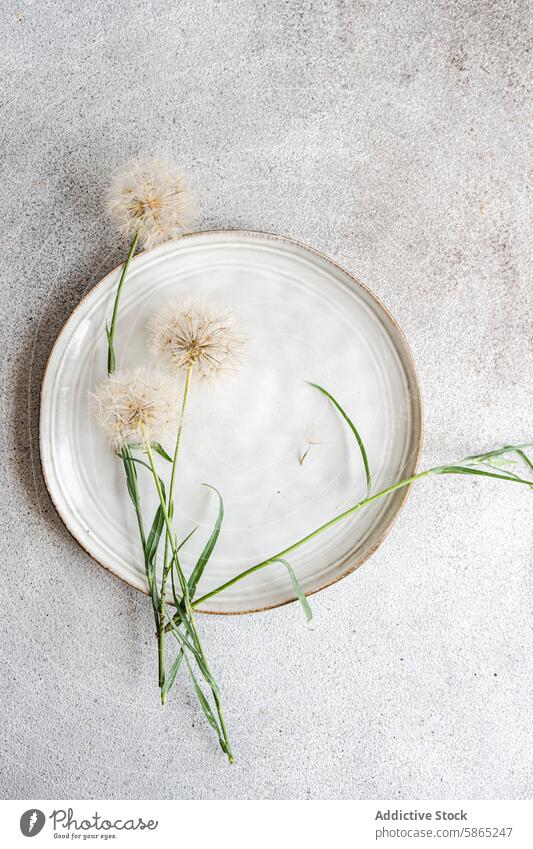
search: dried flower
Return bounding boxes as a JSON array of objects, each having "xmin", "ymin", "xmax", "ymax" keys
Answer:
[
  {"xmin": 147, "ymin": 300, "xmax": 246, "ymax": 383},
  {"xmin": 107, "ymin": 158, "xmax": 195, "ymax": 249},
  {"xmin": 92, "ymin": 366, "xmax": 177, "ymax": 450}
]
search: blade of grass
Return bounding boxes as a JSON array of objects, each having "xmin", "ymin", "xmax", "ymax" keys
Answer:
[
  {"xmin": 515, "ymin": 449, "xmax": 533, "ymax": 473},
  {"xmin": 106, "ymin": 231, "xmax": 139, "ymax": 374},
  {"xmin": 166, "ymin": 609, "xmax": 206, "ymax": 661},
  {"xmin": 161, "ymin": 648, "xmax": 184, "ymax": 700},
  {"xmin": 188, "ymin": 485, "xmax": 224, "ymax": 598},
  {"xmin": 183, "ymin": 654, "xmax": 223, "ymax": 737},
  {"xmin": 273, "ymin": 558, "xmax": 312, "ymax": 622},
  {"xmin": 463, "ymin": 442, "xmax": 533, "ymax": 464},
  {"xmin": 121, "ymin": 450, "xmax": 142, "ymax": 517},
  {"xmin": 189, "ymin": 443, "xmax": 532, "ymax": 610},
  {"xmin": 126, "ymin": 442, "xmax": 173, "ymax": 462},
  {"xmin": 308, "ymin": 382, "xmax": 371, "ymax": 496},
  {"xmin": 170, "ymin": 527, "xmax": 199, "ymax": 620},
  {"xmin": 144, "ymin": 506, "xmax": 164, "ymax": 612},
  {"xmin": 431, "ymin": 465, "xmax": 533, "ymax": 485}
]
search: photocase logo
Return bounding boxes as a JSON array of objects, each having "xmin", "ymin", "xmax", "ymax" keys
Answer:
[{"xmin": 20, "ymin": 809, "xmax": 46, "ymax": 837}]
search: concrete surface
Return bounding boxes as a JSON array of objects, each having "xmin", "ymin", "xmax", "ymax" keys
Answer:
[{"xmin": 1, "ymin": 0, "xmax": 531, "ymax": 800}]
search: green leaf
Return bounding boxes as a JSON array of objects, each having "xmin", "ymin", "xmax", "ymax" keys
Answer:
[
  {"xmin": 480, "ymin": 462, "xmax": 524, "ymax": 482},
  {"xmin": 188, "ymin": 485, "xmax": 224, "ymax": 598},
  {"xmin": 144, "ymin": 507, "xmax": 164, "ymax": 611},
  {"xmin": 161, "ymin": 648, "xmax": 184, "ymax": 699},
  {"xmin": 165, "ymin": 603, "xmax": 222, "ymax": 699},
  {"xmin": 167, "ymin": 527, "xmax": 199, "ymax": 618},
  {"xmin": 308, "ymin": 382, "xmax": 372, "ymax": 497},
  {"xmin": 165, "ymin": 606, "xmax": 205, "ymax": 662},
  {"xmin": 121, "ymin": 450, "xmax": 139, "ymax": 508},
  {"xmin": 121, "ymin": 454, "xmax": 151, "ymax": 473},
  {"xmin": 515, "ymin": 449, "xmax": 533, "ymax": 474},
  {"xmin": 126, "ymin": 442, "xmax": 173, "ymax": 462},
  {"xmin": 432, "ymin": 465, "xmax": 533, "ymax": 486},
  {"xmin": 120, "ymin": 452, "xmax": 168, "ymax": 614},
  {"xmin": 183, "ymin": 654, "xmax": 222, "ymax": 736},
  {"xmin": 151, "ymin": 443, "xmax": 173, "ymax": 463},
  {"xmin": 145, "ymin": 508, "xmax": 164, "ymax": 565},
  {"xmin": 178, "ymin": 525, "xmax": 198, "ymax": 552},
  {"xmin": 462, "ymin": 443, "xmax": 533, "ymax": 465},
  {"xmin": 273, "ymin": 558, "xmax": 313, "ymax": 623},
  {"xmin": 127, "ymin": 455, "xmax": 168, "ymax": 497}
]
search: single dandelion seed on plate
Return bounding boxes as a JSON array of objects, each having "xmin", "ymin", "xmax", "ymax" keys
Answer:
[
  {"xmin": 147, "ymin": 299, "xmax": 247, "ymax": 385},
  {"xmin": 92, "ymin": 366, "xmax": 178, "ymax": 450},
  {"xmin": 298, "ymin": 423, "xmax": 331, "ymax": 465},
  {"xmin": 107, "ymin": 158, "xmax": 196, "ymax": 249}
]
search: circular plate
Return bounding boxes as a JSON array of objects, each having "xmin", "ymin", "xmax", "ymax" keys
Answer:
[{"xmin": 40, "ymin": 230, "xmax": 422, "ymax": 614}]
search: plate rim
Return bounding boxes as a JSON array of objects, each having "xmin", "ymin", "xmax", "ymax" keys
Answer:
[{"xmin": 39, "ymin": 228, "xmax": 424, "ymax": 615}]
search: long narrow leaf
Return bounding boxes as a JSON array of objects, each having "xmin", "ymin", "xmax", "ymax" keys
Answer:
[
  {"xmin": 432, "ymin": 465, "xmax": 533, "ymax": 486},
  {"xmin": 122, "ymin": 453, "xmax": 168, "ymax": 613},
  {"xmin": 121, "ymin": 450, "xmax": 139, "ymax": 508},
  {"xmin": 144, "ymin": 506, "xmax": 164, "ymax": 612},
  {"xmin": 145, "ymin": 508, "xmax": 165, "ymax": 566},
  {"xmin": 308, "ymin": 382, "xmax": 371, "ymax": 496},
  {"xmin": 188, "ymin": 485, "xmax": 224, "ymax": 598},
  {"xmin": 126, "ymin": 442, "xmax": 173, "ymax": 462},
  {"xmin": 151, "ymin": 442, "xmax": 173, "ymax": 463},
  {"xmin": 463, "ymin": 442, "xmax": 533, "ymax": 464},
  {"xmin": 183, "ymin": 654, "xmax": 222, "ymax": 736},
  {"xmin": 126, "ymin": 455, "xmax": 168, "ymax": 499},
  {"xmin": 515, "ymin": 449, "xmax": 533, "ymax": 473},
  {"xmin": 273, "ymin": 558, "xmax": 312, "ymax": 623},
  {"xmin": 169, "ymin": 526, "xmax": 199, "ymax": 616},
  {"xmin": 165, "ymin": 602, "xmax": 222, "ymax": 698},
  {"xmin": 178, "ymin": 526, "xmax": 198, "ymax": 552},
  {"xmin": 161, "ymin": 648, "xmax": 184, "ymax": 699},
  {"xmin": 166, "ymin": 608, "xmax": 204, "ymax": 660}
]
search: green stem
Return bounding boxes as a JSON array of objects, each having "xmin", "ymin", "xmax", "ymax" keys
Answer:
[
  {"xmin": 142, "ymin": 431, "xmax": 233, "ymax": 761},
  {"xmin": 169, "ymin": 365, "xmax": 193, "ymax": 507},
  {"xmin": 159, "ymin": 365, "xmax": 193, "ymax": 701},
  {"xmin": 190, "ymin": 460, "xmax": 532, "ymax": 609},
  {"xmin": 183, "ymin": 596, "xmax": 234, "ymax": 763},
  {"xmin": 191, "ymin": 470, "xmax": 432, "ymax": 607},
  {"xmin": 142, "ymin": 433, "xmax": 186, "ymax": 590},
  {"xmin": 107, "ymin": 231, "xmax": 139, "ymax": 374}
]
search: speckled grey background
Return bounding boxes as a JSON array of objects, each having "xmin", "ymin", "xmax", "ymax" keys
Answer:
[{"xmin": 1, "ymin": 0, "xmax": 531, "ymax": 800}]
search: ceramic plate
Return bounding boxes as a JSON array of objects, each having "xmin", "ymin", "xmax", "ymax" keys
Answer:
[{"xmin": 40, "ymin": 231, "xmax": 422, "ymax": 613}]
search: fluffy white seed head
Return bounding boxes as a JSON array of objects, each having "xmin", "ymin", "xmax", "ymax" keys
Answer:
[
  {"xmin": 147, "ymin": 300, "xmax": 246, "ymax": 384},
  {"xmin": 107, "ymin": 158, "xmax": 196, "ymax": 249},
  {"xmin": 92, "ymin": 366, "xmax": 177, "ymax": 450}
]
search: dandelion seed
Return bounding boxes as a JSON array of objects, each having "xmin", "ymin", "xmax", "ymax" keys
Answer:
[
  {"xmin": 147, "ymin": 299, "xmax": 246, "ymax": 384},
  {"xmin": 107, "ymin": 158, "xmax": 196, "ymax": 249},
  {"xmin": 298, "ymin": 423, "xmax": 331, "ymax": 465},
  {"xmin": 92, "ymin": 366, "xmax": 177, "ymax": 450}
]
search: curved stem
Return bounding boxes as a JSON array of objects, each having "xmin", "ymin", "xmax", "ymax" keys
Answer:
[
  {"xmin": 190, "ymin": 459, "xmax": 532, "ymax": 609},
  {"xmin": 191, "ymin": 470, "xmax": 432, "ymax": 608},
  {"xmin": 107, "ymin": 231, "xmax": 139, "ymax": 374},
  {"xmin": 142, "ymin": 431, "xmax": 233, "ymax": 760}
]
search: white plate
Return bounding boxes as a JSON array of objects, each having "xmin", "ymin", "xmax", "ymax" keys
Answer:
[{"xmin": 40, "ymin": 231, "xmax": 422, "ymax": 614}]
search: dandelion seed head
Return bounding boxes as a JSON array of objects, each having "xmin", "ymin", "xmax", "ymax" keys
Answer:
[
  {"xmin": 107, "ymin": 158, "xmax": 196, "ymax": 249},
  {"xmin": 147, "ymin": 299, "xmax": 246, "ymax": 385},
  {"xmin": 92, "ymin": 366, "xmax": 177, "ymax": 450}
]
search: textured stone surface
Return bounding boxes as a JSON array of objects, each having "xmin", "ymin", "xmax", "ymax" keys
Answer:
[{"xmin": 1, "ymin": 0, "xmax": 531, "ymax": 800}]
